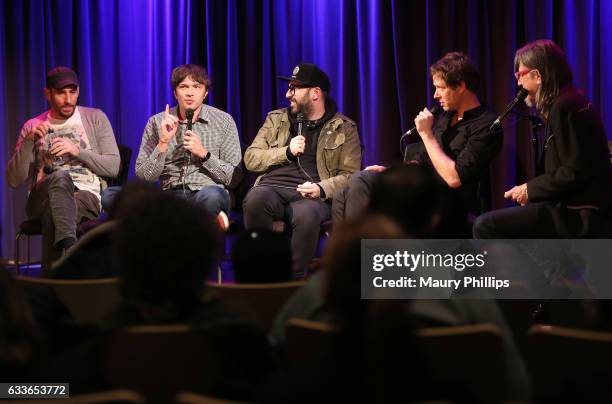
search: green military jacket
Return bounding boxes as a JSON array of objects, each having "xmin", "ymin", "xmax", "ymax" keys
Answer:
[{"xmin": 244, "ymin": 108, "xmax": 362, "ymax": 201}]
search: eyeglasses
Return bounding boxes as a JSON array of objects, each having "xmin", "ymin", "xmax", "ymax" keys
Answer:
[
  {"xmin": 287, "ymin": 84, "xmax": 311, "ymax": 95},
  {"xmin": 514, "ymin": 69, "xmax": 536, "ymax": 80}
]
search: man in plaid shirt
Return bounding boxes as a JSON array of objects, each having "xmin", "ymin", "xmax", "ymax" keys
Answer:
[{"xmin": 134, "ymin": 64, "xmax": 241, "ymax": 230}]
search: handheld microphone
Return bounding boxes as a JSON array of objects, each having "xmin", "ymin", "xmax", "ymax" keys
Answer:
[
  {"xmin": 489, "ymin": 87, "xmax": 529, "ymax": 132},
  {"xmin": 184, "ymin": 108, "xmax": 195, "ymax": 170},
  {"xmin": 296, "ymin": 113, "xmax": 304, "ymax": 136},
  {"xmin": 402, "ymin": 105, "xmax": 440, "ymax": 138},
  {"xmin": 296, "ymin": 113, "xmax": 305, "ymax": 156},
  {"xmin": 185, "ymin": 108, "xmax": 194, "ymax": 131},
  {"xmin": 399, "ymin": 105, "xmax": 440, "ymax": 152}
]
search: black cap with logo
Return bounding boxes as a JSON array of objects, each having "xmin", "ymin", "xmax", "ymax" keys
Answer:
[
  {"xmin": 46, "ymin": 67, "xmax": 80, "ymax": 90},
  {"xmin": 278, "ymin": 63, "xmax": 330, "ymax": 92}
]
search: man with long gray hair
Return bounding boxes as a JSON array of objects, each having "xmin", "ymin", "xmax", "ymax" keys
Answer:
[{"xmin": 474, "ymin": 39, "xmax": 611, "ymax": 238}]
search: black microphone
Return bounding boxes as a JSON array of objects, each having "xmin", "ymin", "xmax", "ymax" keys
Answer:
[
  {"xmin": 399, "ymin": 105, "xmax": 440, "ymax": 152},
  {"xmin": 184, "ymin": 108, "xmax": 195, "ymax": 168},
  {"xmin": 296, "ymin": 113, "xmax": 304, "ymax": 136},
  {"xmin": 295, "ymin": 113, "xmax": 305, "ymax": 156},
  {"xmin": 402, "ymin": 105, "xmax": 440, "ymax": 138},
  {"xmin": 489, "ymin": 87, "xmax": 529, "ymax": 132},
  {"xmin": 185, "ymin": 108, "xmax": 194, "ymax": 131}
]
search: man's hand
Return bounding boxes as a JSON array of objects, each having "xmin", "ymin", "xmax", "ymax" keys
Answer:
[
  {"xmin": 297, "ymin": 181, "xmax": 320, "ymax": 199},
  {"xmin": 49, "ymin": 137, "xmax": 80, "ymax": 158},
  {"xmin": 414, "ymin": 108, "xmax": 435, "ymax": 139},
  {"xmin": 184, "ymin": 130, "xmax": 208, "ymax": 159},
  {"xmin": 289, "ymin": 135, "xmax": 306, "ymax": 156},
  {"xmin": 26, "ymin": 122, "xmax": 52, "ymax": 142},
  {"xmin": 365, "ymin": 165, "xmax": 387, "ymax": 173},
  {"xmin": 504, "ymin": 183, "xmax": 529, "ymax": 205},
  {"xmin": 160, "ymin": 104, "xmax": 179, "ymax": 145}
]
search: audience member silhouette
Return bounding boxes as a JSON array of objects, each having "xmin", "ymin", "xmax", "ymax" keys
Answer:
[
  {"xmin": 368, "ymin": 164, "xmax": 469, "ymax": 237},
  {"xmin": 232, "ymin": 229, "xmax": 293, "ymax": 283},
  {"xmin": 51, "ymin": 180, "xmax": 161, "ymax": 279},
  {"xmin": 40, "ymin": 189, "xmax": 275, "ymax": 400},
  {"xmin": 0, "ymin": 267, "xmax": 43, "ymax": 380}
]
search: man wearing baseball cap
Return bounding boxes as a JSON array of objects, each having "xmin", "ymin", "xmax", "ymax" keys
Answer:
[
  {"xmin": 243, "ymin": 63, "xmax": 362, "ymax": 278},
  {"xmin": 7, "ymin": 66, "xmax": 120, "ymax": 269}
]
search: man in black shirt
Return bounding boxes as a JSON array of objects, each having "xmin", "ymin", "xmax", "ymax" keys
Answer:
[
  {"xmin": 243, "ymin": 63, "xmax": 362, "ymax": 277},
  {"xmin": 333, "ymin": 52, "xmax": 502, "ymax": 231}
]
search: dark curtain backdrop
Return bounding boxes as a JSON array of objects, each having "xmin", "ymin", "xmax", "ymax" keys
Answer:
[{"xmin": 1, "ymin": 0, "xmax": 611, "ymax": 260}]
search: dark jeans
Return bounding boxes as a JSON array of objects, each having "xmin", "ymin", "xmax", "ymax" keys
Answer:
[
  {"xmin": 101, "ymin": 185, "xmax": 230, "ymax": 217},
  {"xmin": 27, "ymin": 170, "xmax": 100, "ymax": 270},
  {"xmin": 473, "ymin": 201, "xmax": 602, "ymax": 238},
  {"xmin": 332, "ymin": 169, "xmax": 378, "ymax": 222},
  {"xmin": 243, "ymin": 185, "xmax": 331, "ymax": 273},
  {"xmin": 168, "ymin": 186, "xmax": 230, "ymax": 217},
  {"xmin": 101, "ymin": 185, "xmax": 122, "ymax": 212}
]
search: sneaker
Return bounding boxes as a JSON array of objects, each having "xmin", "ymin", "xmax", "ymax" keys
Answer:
[{"xmin": 216, "ymin": 211, "xmax": 230, "ymax": 232}]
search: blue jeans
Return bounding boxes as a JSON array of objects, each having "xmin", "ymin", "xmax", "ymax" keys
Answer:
[
  {"xmin": 101, "ymin": 185, "xmax": 122, "ymax": 213},
  {"xmin": 102, "ymin": 185, "xmax": 230, "ymax": 218},
  {"xmin": 168, "ymin": 186, "xmax": 230, "ymax": 217}
]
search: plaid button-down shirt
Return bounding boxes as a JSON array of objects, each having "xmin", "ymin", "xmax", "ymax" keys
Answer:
[{"xmin": 135, "ymin": 104, "xmax": 242, "ymax": 191}]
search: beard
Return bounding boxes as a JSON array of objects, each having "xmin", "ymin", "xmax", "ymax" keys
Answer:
[
  {"xmin": 524, "ymin": 96, "xmax": 535, "ymax": 108},
  {"xmin": 290, "ymin": 97, "xmax": 313, "ymax": 117},
  {"xmin": 524, "ymin": 86, "xmax": 541, "ymax": 109},
  {"xmin": 55, "ymin": 104, "xmax": 76, "ymax": 119}
]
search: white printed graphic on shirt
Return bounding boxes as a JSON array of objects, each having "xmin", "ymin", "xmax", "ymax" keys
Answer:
[{"xmin": 43, "ymin": 107, "xmax": 101, "ymax": 200}]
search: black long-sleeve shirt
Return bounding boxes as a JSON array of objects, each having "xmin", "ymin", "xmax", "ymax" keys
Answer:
[
  {"xmin": 405, "ymin": 105, "xmax": 502, "ymax": 215},
  {"xmin": 527, "ymin": 86, "xmax": 611, "ymax": 208}
]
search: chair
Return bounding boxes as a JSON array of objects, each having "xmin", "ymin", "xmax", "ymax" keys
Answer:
[
  {"xmin": 416, "ymin": 324, "xmax": 505, "ymax": 402},
  {"xmin": 101, "ymin": 324, "xmax": 218, "ymax": 404},
  {"xmin": 0, "ymin": 390, "xmax": 146, "ymax": 404},
  {"xmin": 50, "ymin": 220, "xmax": 118, "ymax": 276},
  {"xmin": 284, "ymin": 320, "xmax": 505, "ymax": 401},
  {"xmin": 107, "ymin": 144, "xmax": 133, "ymax": 187},
  {"xmin": 285, "ymin": 317, "xmax": 337, "ymax": 370},
  {"xmin": 13, "ymin": 144, "xmax": 132, "ymax": 271},
  {"xmin": 15, "ymin": 275, "xmax": 120, "ymax": 323},
  {"xmin": 527, "ymin": 324, "xmax": 612, "ymax": 401},
  {"xmin": 175, "ymin": 392, "xmax": 250, "ymax": 404},
  {"xmin": 207, "ymin": 281, "xmax": 306, "ymax": 330}
]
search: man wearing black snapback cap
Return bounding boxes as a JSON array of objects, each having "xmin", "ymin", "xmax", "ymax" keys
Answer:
[
  {"xmin": 7, "ymin": 66, "xmax": 120, "ymax": 269},
  {"xmin": 243, "ymin": 63, "xmax": 362, "ymax": 277}
]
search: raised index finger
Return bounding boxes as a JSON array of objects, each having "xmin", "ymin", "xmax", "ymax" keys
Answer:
[{"xmin": 165, "ymin": 104, "xmax": 170, "ymax": 119}]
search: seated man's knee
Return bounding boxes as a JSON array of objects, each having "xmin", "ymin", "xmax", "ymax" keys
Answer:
[
  {"xmin": 101, "ymin": 186, "xmax": 122, "ymax": 213},
  {"xmin": 291, "ymin": 201, "xmax": 325, "ymax": 228},
  {"xmin": 472, "ymin": 212, "xmax": 493, "ymax": 238},
  {"xmin": 348, "ymin": 169, "xmax": 367, "ymax": 186},
  {"xmin": 244, "ymin": 186, "xmax": 272, "ymax": 210},
  {"xmin": 349, "ymin": 169, "xmax": 377, "ymax": 190},
  {"xmin": 47, "ymin": 170, "xmax": 73, "ymax": 187},
  {"xmin": 196, "ymin": 185, "xmax": 226, "ymax": 201},
  {"xmin": 193, "ymin": 186, "xmax": 229, "ymax": 214}
]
